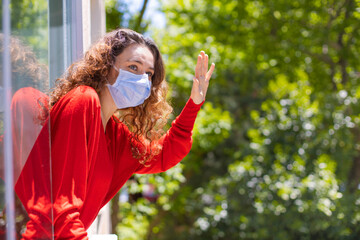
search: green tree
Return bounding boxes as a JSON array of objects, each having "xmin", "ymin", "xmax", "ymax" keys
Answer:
[
  {"xmin": 105, "ymin": 0, "xmax": 151, "ymax": 33},
  {"xmin": 108, "ymin": 0, "xmax": 360, "ymax": 239},
  {"xmin": 0, "ymin": 0, "xmax": 48, "ymax": 63},
  {"xmin": 153, "ymin": 0, "xmax": 360, "ymax": 239}
]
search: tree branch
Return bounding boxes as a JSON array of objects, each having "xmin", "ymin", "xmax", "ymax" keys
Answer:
[
  {"xmin": 336, "ymin": 0, "xmax": 353, "ymax": 84},
  {"xmin": 348, "ymin": 128, "xmax": 360, "ymax": 193},
  {"xmin": 111, "ymin": 192, "xmax": 120, "ymax": 234},
  {"xmin": 134, "ymin": 0, "xmax": 149, "ymax": 32}
]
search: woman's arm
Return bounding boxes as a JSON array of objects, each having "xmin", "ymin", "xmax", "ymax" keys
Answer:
[
  {"xmin": 135, "ymin": 97, "xmax": 203, "ymax": 174},
  {"xmin": 135, "ymin": 51, "xmax": 215, "ymax": 174}
]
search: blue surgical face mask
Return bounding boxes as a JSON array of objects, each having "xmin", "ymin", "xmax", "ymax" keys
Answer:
[{"xmin": 107, "ymin": 67, "xmax": 152, "ymax": 109}]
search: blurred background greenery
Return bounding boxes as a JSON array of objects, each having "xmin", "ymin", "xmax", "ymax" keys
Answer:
[{"xmin": 108, "ymin": 0, "xmax": 360, "ymax": 239}]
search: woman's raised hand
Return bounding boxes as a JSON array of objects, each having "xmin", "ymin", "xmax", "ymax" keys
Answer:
[{"xmin": 190, "ymin": 51, "xmax": 215, "ymax": 104}]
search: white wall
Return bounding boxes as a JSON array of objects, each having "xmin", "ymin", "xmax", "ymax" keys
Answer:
[{"xmin": 82, "ymin": 0, "xmax": 106, "ymax": 53}]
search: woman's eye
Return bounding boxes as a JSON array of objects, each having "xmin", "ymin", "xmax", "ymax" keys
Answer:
[
  {"xmin": 129, "ymin": 65, "xmax": 138, "ymax": 71},
  {"xmin": 146, "ymin": 72, "xmax": 153, "ymax": 78}
]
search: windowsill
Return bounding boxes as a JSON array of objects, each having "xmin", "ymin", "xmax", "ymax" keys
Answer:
[{"xmin": 88, "ymin": 234, "xmax": 118, "ymax": 240}]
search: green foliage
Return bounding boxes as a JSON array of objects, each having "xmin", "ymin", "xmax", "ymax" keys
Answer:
[
  {"xmin": 116, "ymin": 199, "xmax": 154, "ymax": 240},
  {"xmin": 193, "ymin": 102, "xmax": 233, "ymax": 151},
  {"xmin": 105, "ymin": 0, "xmax": 151, "ymax": 33},
  {"xmin": 105, "ymin": 0, "xmax": 128, "ymax": 32},
  {"xmin": 115, "ymin": 102, "xmax": 232, "ymax": 239},
  {"xmin": 1, "ymin": 0, "xmax": 49, "ymax": 63},
  {"xmin": 108, "ymin": 0, "xmax": 360, "ymax": 239}
]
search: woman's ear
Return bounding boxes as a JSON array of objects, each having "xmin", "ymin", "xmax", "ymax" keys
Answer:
[{"xmin": 107, "ymin": 66, "xmax": 118, "ymax": 85}]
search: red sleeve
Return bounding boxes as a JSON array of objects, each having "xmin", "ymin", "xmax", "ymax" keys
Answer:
[
  {"xmin": 135, "ymin": 98, "xmax": 203, "ymax": 174},
  {"xmin": 15, "ymin": 87, "xmax": 102, "ymax": 239},
  {"xmin": 0, "ymin": 87, "xmax": 48, "ymax": 182},
  {"xmin": 11, "ymin": 87, "xmax": 49, "ymax": 182}
]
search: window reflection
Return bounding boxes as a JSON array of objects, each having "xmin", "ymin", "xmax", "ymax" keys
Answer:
[{"xmin": 0, "ymin": 34, "xmax": 50, "ymax": 239}]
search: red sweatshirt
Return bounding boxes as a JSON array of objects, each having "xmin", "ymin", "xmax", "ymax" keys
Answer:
[{"xmin": 15, "ymin": 86, "xmax": 202, "ymax": 239}]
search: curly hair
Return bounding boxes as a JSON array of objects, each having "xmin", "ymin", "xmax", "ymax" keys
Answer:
[
  {"xmin": 0, "ymin": 34, "xmax": 49, "ymax": 93},
  {"xmin": 50, "ymin": 28, "xmax": 173, "ymax": 164},
  {"xmin": 0, "ymin": 34, "xmax": 49, "ymax": 125}
]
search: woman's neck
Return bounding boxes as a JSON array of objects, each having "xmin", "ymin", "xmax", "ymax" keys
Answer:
[{"xmin": 99, "ymin": 86, "xmax": 117, "ymax": 131}]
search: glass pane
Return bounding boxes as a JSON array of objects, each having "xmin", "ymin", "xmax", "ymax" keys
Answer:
[{"xmin": 1, "ymin": 0, "xmax": 52, "ymax": 238}]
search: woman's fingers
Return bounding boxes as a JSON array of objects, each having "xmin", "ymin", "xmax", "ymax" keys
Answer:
[
  {"xmin": 206, "ymin": 63, "xmax": 215, "ymax": 80},
  {"xmin": 202, "ymin": 53, "xmax": 208, "ymax": 78},
  {"xmin": 197, "ymin": 51, "xmax": 209, "ymax": 84},
  {"xmin": 191, "ymin": 50, "xmax": 215, "ymax": 104},
  {"xmin": 195, "ymin": 54, "xmax": 202, "ymax": 78}
]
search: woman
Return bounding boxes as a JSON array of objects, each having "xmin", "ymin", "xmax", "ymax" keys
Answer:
[{"xmin": 15, "ymin": 28, "xmax": 215, "ymax": 239}]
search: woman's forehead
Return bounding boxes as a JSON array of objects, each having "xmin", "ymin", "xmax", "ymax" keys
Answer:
[{"xmin": 116, "ymin": 44, "xmax": 154, "ymax": 68}]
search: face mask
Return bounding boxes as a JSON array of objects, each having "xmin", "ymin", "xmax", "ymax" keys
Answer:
[{"xmin": 107, "ymin": 67, "xmax": 152, "ymax": 109}]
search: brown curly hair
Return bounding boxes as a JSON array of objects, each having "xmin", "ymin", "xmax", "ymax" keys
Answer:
[
  {"xmin": 0, "ymin": 34, "xmax": 49, "ymax": 93},
  {"xmin": 0, "ymin": 34, "xmax": 49, "ymax": 125},
  {"xmin": 50, "ymin": 28, "xmax": 173, "ymax": 164}
]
